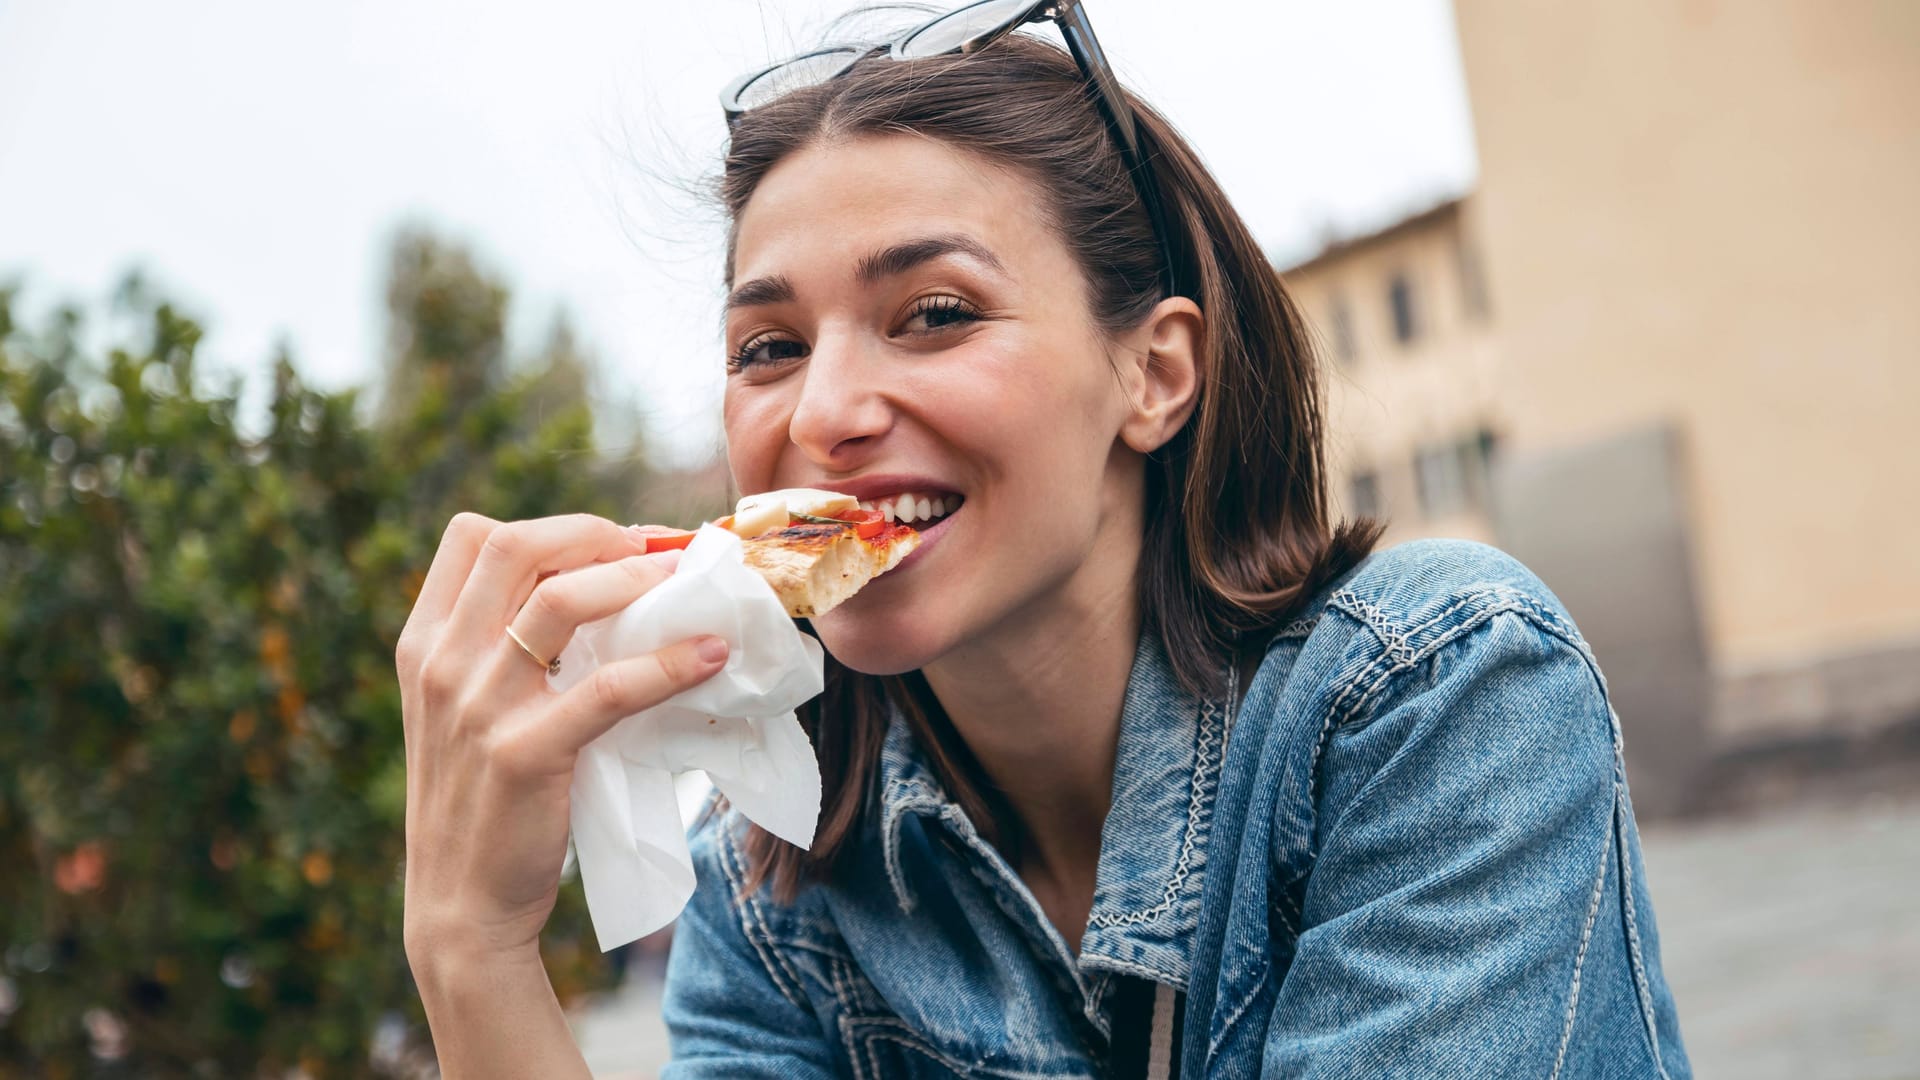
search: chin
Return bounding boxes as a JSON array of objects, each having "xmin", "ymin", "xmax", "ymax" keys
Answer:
[{"xmin": 808, "ymin": 591, "xmax": 958, "ymax": 677}]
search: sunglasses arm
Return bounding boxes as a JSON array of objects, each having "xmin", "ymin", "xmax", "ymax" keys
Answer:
[{"xmin": 1054, "ymin": 1, "xmax": 1181, "ymax": 297}]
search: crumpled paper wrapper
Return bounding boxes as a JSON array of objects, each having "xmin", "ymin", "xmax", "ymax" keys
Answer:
[{"xmin": 547, "ymin": 524, "xmax": 823, "ymax": 952}]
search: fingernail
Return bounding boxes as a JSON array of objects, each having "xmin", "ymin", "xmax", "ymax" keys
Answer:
[
  {"xmin": 696, "ymin": 636, "xmax": 729, "ymax": 665},
  {"xmin": 649, "ymin": 548, "xmax": 683, "ymax": 572},
  {"xmin": 625, "ymin": 524, "xmax": 653, "ymax": 543}
]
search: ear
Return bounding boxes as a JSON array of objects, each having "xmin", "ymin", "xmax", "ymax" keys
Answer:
[{"xmin": 1116, "ymin": 296, "xmax": 1205, "ymax": 454}]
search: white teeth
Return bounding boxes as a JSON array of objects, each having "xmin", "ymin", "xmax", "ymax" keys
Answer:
[{"xmin": 852, "ymin": 491, "xmax": 963, "ymax": 524}]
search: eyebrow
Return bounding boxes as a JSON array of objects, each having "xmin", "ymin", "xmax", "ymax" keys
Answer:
[
  {"xmin": 855, "ymin": 233, "xmax": 1007, "ymax": 285},
  {"xmin": 723, "ymin": 275, "xmax": 796, "ymax": 311},
  {"xmin": 724, "ymin": 233, "xmax": 1008, "ymax": 312}
]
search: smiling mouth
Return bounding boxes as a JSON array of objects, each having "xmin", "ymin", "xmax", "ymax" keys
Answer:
[{"xmin": 858, "ymin": 492, "xmax": 963, "ymax": 531}]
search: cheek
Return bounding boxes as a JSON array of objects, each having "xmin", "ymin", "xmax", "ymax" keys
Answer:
[{"xmin": 721, "ymin": 386, "xmax": 787, "ymax": 490}]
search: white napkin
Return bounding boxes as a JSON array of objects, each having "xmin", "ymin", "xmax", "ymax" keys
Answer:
[{"xmin": 547, "ymin": 523, "xmax": 824, "ymax": 952}]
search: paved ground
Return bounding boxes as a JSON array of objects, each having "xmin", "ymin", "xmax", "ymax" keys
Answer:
[
  {"xmin": 1638, "ymin": 795, "xmax": 1920, "ymax": 1079},
  {"xmin": 571, "ymin": 795, "xmax": 1920, "ymax": 1078}
]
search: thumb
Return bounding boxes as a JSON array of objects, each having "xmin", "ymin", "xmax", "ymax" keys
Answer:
[{"xmin": 542, "ymin": 635, "xmax": 730, "ymax": 760}]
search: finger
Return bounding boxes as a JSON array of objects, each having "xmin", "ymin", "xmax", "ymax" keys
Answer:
[
  {"xmin": 508, "ymin": 551, "xmax": 681, "ymax": 665},
  {"xmin": 446, "ymin": 514, "xmax": 649, "ymax": 647},
  {"xmin": 527, "ymin": 636, "xmax": 731, "ymax": 761},
  {"xmin": 412, "ymin": 512, "xmax": 500, "ymax": 625}
]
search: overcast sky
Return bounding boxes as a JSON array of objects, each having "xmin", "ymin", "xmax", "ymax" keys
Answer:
[{"xmin": 0, "ymin": 0, "xmax": 1476, "ymax": 465}]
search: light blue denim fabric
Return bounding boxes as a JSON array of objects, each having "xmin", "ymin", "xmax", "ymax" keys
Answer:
[{"xmin": 661, "ymin": 539, "xmax": 1691, "ymax": 1078}]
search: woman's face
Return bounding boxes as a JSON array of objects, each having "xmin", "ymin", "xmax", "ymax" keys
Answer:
[{"xmin": 722, "ymin": 134, "xmax": 1150, "ymax": 675}]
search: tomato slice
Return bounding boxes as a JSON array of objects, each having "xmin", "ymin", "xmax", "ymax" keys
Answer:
[
  {"xmin": 826, "ymin": 507, "xmax": 887, "ymax": 539},
  {"xmin": 642, "ymin": 530, "xmax": 696, "ymax": 553}
]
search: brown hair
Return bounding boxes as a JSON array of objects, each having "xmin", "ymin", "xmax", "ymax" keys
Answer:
[{"xmin": 717, "ymin": 30, "xmax": 1378, "ymax": 899}]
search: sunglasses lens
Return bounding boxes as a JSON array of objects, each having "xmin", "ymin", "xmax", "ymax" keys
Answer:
[
  {"xmin": 895, "ymin": 0, "xmax": 1041, "ymax": 59},
  {"xmin": 733, "ymin": 47, "xmax": 864, "ymax": 111}
]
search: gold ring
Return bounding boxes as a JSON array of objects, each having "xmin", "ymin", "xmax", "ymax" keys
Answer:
[{"xmin": 504, "ymin": 624, "xmax": 561, "ymax": 677}]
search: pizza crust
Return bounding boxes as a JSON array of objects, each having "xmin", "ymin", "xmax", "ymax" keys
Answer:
[{"xmin": 741, "ymin": 522, "xmax": 920, "ymax": 618}]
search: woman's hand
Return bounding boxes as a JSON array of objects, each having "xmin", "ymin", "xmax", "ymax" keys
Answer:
[{"xmin": 395, "ymin": 513, "xmax": 729, "ymax": 964}]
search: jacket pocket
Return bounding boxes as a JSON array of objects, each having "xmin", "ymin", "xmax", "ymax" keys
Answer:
[
  {"xmin": 839, "ymin": 1016, "xmax": 969, "ymax": 1079},
  {"xmin": 839, "ymin": 1014, "xmax": 1099, "ymax": 1079}
]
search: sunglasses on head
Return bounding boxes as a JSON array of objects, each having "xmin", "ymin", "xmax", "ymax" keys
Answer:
[{"xmin": 719, "ymin": 0, "xmax": 1180, "ymax": 298}]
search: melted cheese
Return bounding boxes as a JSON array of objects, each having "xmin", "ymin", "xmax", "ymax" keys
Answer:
[{"xmin": 728, "ymin": 487, "xmax": 859, "ymax": 538}]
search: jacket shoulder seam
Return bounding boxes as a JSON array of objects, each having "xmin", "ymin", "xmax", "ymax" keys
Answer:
[{"xmin": 1325, "ymin": 586, "xmax": 1599, "ymax": 733}]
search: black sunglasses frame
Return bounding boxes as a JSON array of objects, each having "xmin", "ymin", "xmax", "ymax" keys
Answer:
[{"xmin": 719, "ymin": 0, "xmax": 1181, "ymax": 298}]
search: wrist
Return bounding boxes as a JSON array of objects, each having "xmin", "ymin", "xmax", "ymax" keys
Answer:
[{"xmin": 405, "ymin": 915, "xmax": 541, "ymax": 982}]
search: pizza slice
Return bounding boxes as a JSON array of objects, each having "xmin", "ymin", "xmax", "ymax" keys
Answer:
[{"xmin": 641, "ymin": 488, "xmax": 921, "ymax": 618}]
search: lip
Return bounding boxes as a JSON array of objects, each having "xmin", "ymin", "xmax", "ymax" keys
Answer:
[
  {"xmin": 808, "ymin": 473, "xmax": 963, "ymax": 503},
  {"xmin": 897, "ymin": 503, "xmax": 959, "ymax": 570}
]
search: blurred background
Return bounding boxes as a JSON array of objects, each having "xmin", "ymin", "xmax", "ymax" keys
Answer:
[{"xmin": 2, "ymin": 1, "xmax": 1914, "ymax": 1077}]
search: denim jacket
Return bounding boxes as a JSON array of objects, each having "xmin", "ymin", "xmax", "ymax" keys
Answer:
[{"xmin": 661, "ymin": 539, "xmax": 1691, "ymax": 1078}]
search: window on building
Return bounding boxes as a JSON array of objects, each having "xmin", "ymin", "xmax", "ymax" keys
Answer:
[
  {"xmin": 1388, "ymin": 272, "xmax": 1418, "ymax": 345},
  {"xmin": 1414, "ymin": 444, "xmax": 1464, "ymax": 517},
  {"xmin": 1463, "ymin": 427, "xmax": 1498, "ymax": 510},
  {"xmin": 1327, "ymin": 293, "xmax": 1357, "ymax": 366},
  {"xmin": 1348, "ymin": 470, "xmax": 1381, "ymax": 519},
  {"xmin": 1414, "ymin": 428, "xmax": 1500, "ymax": 519}
]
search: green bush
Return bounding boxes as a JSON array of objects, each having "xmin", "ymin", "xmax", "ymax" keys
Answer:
[{"xmin": 0, "ymin": 231, "xmax": 677, "ymax": 1076}]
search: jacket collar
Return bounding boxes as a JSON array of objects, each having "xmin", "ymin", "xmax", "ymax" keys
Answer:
[{"xmin": 875, "ymin": 633, "xmax": 1235, "ymax": 991}]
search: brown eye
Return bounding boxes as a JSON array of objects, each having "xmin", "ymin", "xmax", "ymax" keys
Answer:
[
  {"xmin": 903, "ymin": 295, "xmax": 981, "ymax": 334},
  {"xmin": 729, "ymin": 335, "xmax": 808, "ymax": 372}
]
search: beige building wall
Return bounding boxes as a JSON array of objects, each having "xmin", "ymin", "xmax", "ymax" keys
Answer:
[
  {"xmin": 1284, "ymin": 200, "xmax": 1505, "ymax": 548},
  {"xmin": 1450, "ymin": 1, "xmax": 1920, "ymax": 674}
]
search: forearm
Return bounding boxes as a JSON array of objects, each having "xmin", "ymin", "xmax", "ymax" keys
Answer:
[{"xmin": 409, "ymin": 940, "xmax": 592, "ymax": 1079}]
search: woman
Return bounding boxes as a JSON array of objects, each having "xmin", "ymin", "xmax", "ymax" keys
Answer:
[{"xmin": 397, "ymin": 5, "xmax": 1691, "ymax": 1076}]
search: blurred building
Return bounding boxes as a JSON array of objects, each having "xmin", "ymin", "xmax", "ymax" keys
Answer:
[{"xmin": 1285, "ymin": 2, "xmax": 1920, "ymax": 813}]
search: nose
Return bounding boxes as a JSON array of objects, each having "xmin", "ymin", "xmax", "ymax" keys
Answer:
[{"xmin": 787, "ymin": 331, "xmax": 893, "ymax": 470}]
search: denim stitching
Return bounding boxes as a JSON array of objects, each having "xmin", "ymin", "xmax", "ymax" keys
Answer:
[
  {"xmin": 718, "ymin": 822, "xmax": 806, "ymax": 1011},
  {"xmin": 1270, "ymin": 892, "xmax": 1297, "ymax": 938},
  {"xmin": 1550, "ymin": 780, "xmax": 1615, "ymax": 1080},
  {"xmin": 1331, "ymin": 590, "xmax": 1418, "ymax": 666},
  {"xmin": 1248, "ymin": 592, "xmax": 1621, "ymax": 1060},
  {"xmin": 1337, "ymin": 585, "xmax": 1590, "ymax": 677},
  {"xmin": 946, "ymin": 806, "xmax": 1094, "ymax": 1007},
  {"xmin": 1082, "ymin": 699, "xmax": 1213, "ymax": 928},
  {"xmin": 1275, "ymin": 886, "xmax": 1303, "ymax": 931},
  {"xmin": 1276, "ymin": 613, "xmax": 1321, "ymax": 639},
  {"xmin": 1300, "ymin": 598, "xmax": 1611, "ymax": 881},
  {"xmin": 1615, "ymin": 782, "xmax": 1672, "ymax": 1080},
  {"xmin": 1093, "ymin": 953, "xmax": 1183, "ymax": 985},
  {"xmin": 844, "ymin": 1014, "xmax": 867, "ymax": 1068},
  {"xmin": 852, "ymin": 1016, "xmax": 1076, "ymax": 1079},
  {"xmin": 857, "ymin": 1025, "xmax": 956, "ymax": 1073},
  {"xmin": 1324, "ymin": 588, "xmax": 1504, "ymax": 730},
  {"xmin": 1212, "ymin": 975, "xmax": 1266, "ymax": 1061},
  {"xmin": 1333, "ymin": 595, "xmax": 1593, "ymax": 733},
  {"xmin": 832, "ymin": 961, "xmax": 873, "ymax": 1079},
  {"xmin": 1086, "ymin": 667, "xmax": 1235, "ymax": 930},
  {"xmin": 829, "ymin": 952, "xmax": 861, "ymax": 1015},
  {"xmin": 733, "ymin": 830, "xmax": 806, "ymax": 1004},
  {"xmin": 780, "ymin": 925, "xmax": 856, "ymax": 963},
  {"xmin": 882, "ymin": 782, "xmax": 946, "ymax": 914},
  {"xmin": 1083, "ymin": 971, "xmax": 1113, "ymax": 1028}
]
